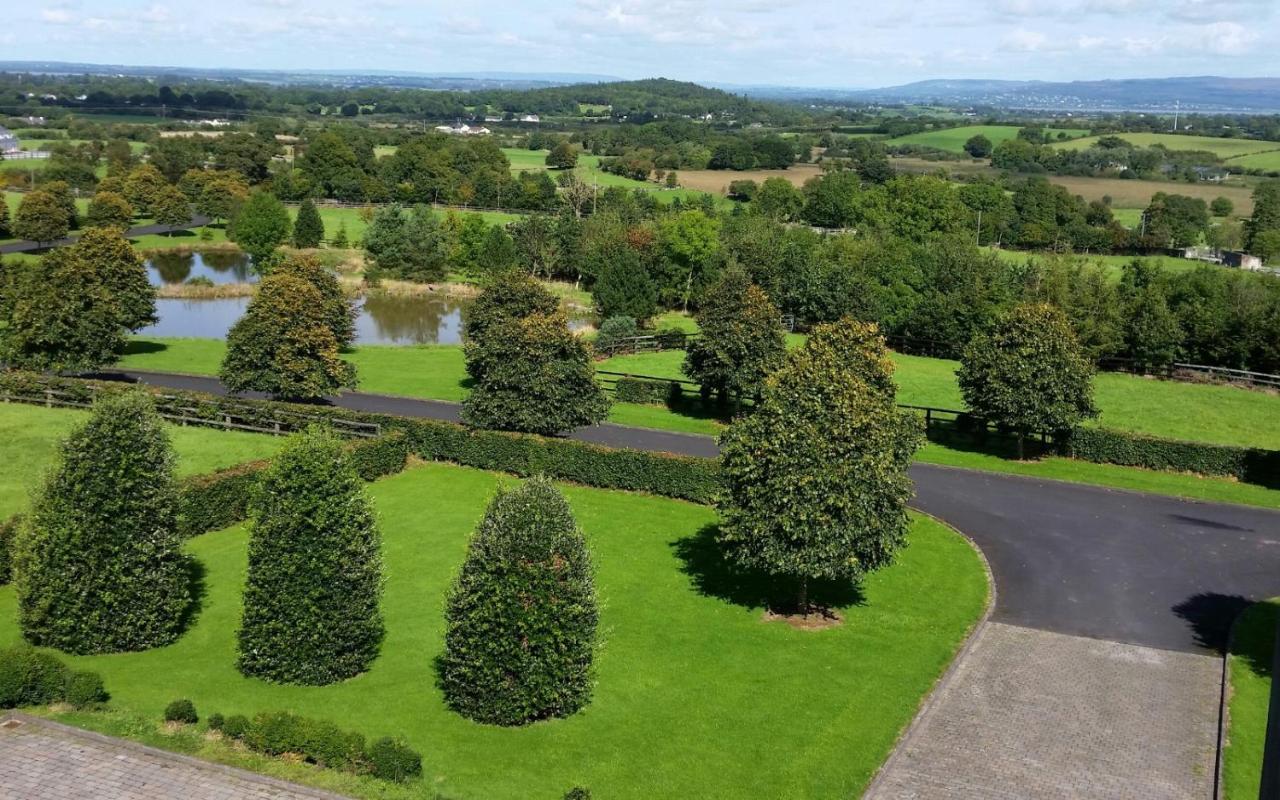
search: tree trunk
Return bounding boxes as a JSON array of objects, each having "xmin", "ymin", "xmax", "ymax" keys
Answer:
[
  {"xmin": 1017, "ymin": 432, "xmax": 1026, "ymax": 461},
  {"xmin": 798, "ymin": 576, "xmax": 809, "ymax": 619}
]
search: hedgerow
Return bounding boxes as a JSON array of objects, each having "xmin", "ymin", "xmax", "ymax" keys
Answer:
[
  {"xmin": 614, "ymin": 376, "xmax": 683, "ymax": 406},
  {"xmin": 1068, "ymin": 427, "xmax": 1280, "ymax": 486},
  {"xmin": 0, "ymin": 646, "xmax": 107, "ymax": 709}
]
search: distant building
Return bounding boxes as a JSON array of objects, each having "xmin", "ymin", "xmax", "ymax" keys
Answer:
[
  {"xmin": 0, "ymin": 125, "xmax": 19, "ymax": 154},
  {"xmin": 434, "ymin": 122, "xmax": 491, "ymax": 136},
  {"xmin": 1223, "ymin": 251, "xmax": 1264, "ymax": 270},
  {"xmin": 519, "ymin": 114, "xmax": 540, "ymax": 124},
  {"xmin": 17, "ymin": 116, "xmax": 46, "ymax": 126}
]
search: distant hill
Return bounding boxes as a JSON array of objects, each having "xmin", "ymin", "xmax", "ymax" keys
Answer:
[{"xmin": 770, "ymin": 76, "xmax": 1280, "ymax": 113}]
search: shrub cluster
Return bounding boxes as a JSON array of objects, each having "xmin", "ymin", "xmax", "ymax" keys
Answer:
[
  {"xmin": 0, "ymin": 516, "xmax": 17, "ymax": 585},
  {"xmin": 209, "ymin": 709, "xmax": 421, "ymax": 783},
  {"xmin": 0, "ymin": 646, "xmax": 107, "ymax": 709},
  {"xmin": 1068, "ymin": 427, "xmax": 1280, "ymax": 487},
  {"xmin": 177, "ymin": 462, "xmax": 268, "ymax": 538},
  {"xmin": 613, "ymin": 376, "xmax": 683, "ymax": 406}
]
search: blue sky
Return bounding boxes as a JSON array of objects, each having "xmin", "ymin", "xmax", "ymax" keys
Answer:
[{"xmin": 7, "ymin": 0, "xmax": 1277, "ymax": 87}]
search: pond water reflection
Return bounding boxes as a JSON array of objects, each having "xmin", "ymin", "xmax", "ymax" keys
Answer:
[{"xmin": 146, "ymin": 251, "xmax": 256, "ymax": 286}]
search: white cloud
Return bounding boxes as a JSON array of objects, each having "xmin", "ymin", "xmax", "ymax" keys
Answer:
[
  {"xmin": 40, "ymin": 8, "xmax": 73, "ymax": 23},
  {"xmin": 1001, "ymin": 28, "xmax": 1050, "ymax": 52}
]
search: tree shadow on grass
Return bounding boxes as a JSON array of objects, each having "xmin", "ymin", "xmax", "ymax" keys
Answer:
[
  {"xmin": 670, "ymin": 523, "xmax": 864, "ymax": 614},
  {"xmin": 176, "ymin": 555, "xmax": 208, "ymax": 638},
  {"xmin": 120, "ymin": 339, "xmax": 171, "ymax": 357},
  {"xmin": 1173, "ymin": 592, "xmax": 1254, "ymax": 655}
]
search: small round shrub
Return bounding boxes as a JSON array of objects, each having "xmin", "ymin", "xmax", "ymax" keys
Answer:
[
  {"xmin": 63, "ymin": 671, "xmax": 108, "ymax": 709},
  {"xmin": 207, "ymin": 713, "xmax": 225, "ymax": 732},
  {"xmin": 221, "ymin": 714, "xmax": 251, "ymax": 740},
  {"xmin": 564, "ymin": 789, "xmax": 592, "ymax": 800},
  {"xmin": 164, "ymin": 698, "xmax": 198, "ymax": 724},
  {"xmin": 300, "ymin": 717, "xmax": 365, "ymax": 770},
  {"xmin": 0, "ymin": 646, "xmax": 70, "ymax": 708},
  {"xmin": 367, "ymin": 737, "xmax": 423, "ymax": 783},
  {"xmin": 246, "ymin": 710, "xmax": 307, "ymax": 755},
  {"xmin": 594, "ymin": 315, "xmax": 638, "ymax": 354}
]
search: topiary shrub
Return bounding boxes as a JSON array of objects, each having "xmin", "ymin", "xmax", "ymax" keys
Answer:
[
  {"xmin": 164, "ymin": 698, "xmax": 198, "ymax": 724},
  {"xmin": 221, "ymin": 714, "xmax": 251, "ymax": 740},
  {"xmin": 0, "ymin": 646, "xmax": 70, "ymax": 708},
  {"xmin": 63, "ymin": 671, "xmax": 108, "ymax": 709},
  {"xmin": 439, "ymin": 477, "xmax": 598, "ymax": 726},
  {"xmin": 14, "ymin": 391, "xmax": 192, "ymax": 654},
  {"xmin": 246, "ymin": 710, "xmax": 307, "ymax": 755},
  {"xmin": 593, "ymin": 315, "xmax": 638, "ymax": 355},
  {"xmin": 367, "ymin": 737, "xmax": 423, "ymax": 783},
  {"xmin": 237, "ymin": 428, "xmax": 384, "ymax": 685},
  {"xmin": 346, "ymin": 432, "xmax": 409, "ymax": 481},
  {"xmin": 0, "ymin": 515, "xmax": 18, "ymax": 586},
  {"xmin": 299, "ymin": 717, "xmax": 366, "ymax": 771},
  {"xmin": 207, "ymin": 713, "xmax": 226, "ymax": 732}
]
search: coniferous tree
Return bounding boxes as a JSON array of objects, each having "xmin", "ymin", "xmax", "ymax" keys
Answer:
[
  {"xmin": 439, "ymin": 478, "xmax": 597, "ymax": 725},
  {"xmin": 683, "ymin": 268, "xmax": 786, "ymax": 403},
  {"xmin": 591, "ymin": 250, "xmax": 658, "ymax": 323},
  {"xmin": 15, "ymin": 391, "xmax": 191, "ymax": 653},
  {"xmin": 0, "ymin": 194, "xmax": 10, "ymax": 239},
  {"xmin": 293, "ymin": 199, "xmax": 325, "ymax": 248},
  {"xmin": 238, "ymin": 428, "xmax": 383, "ymax": 685}
]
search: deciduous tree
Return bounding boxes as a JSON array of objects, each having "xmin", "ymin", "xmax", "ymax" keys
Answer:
[
  {"xmin": 13, "ymin": 191, "xmax": 69, "ymax": 244},
  {"xmin": 229, "ymin": 191, "xmax": 292, "ymax": 264},
  {"xmin": 85, "ymin": 191, "xmax": 134, "ymax": 230},
  {"xmin": 683, "ymin": 268, "xmax": 786, "ymax": 403}
]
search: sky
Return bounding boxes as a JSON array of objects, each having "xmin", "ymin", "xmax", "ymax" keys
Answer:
[{"xmin": 5, "ymin": 0, "xmax": 1278, "ymax": 88}]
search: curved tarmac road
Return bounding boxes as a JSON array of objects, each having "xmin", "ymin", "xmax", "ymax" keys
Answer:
[
  {"xmin": 0, "ymin": 215, "xmax": 211, "ymax": 255},
  {"xmin": 96, "ymin": 367, "xmax": 1280, "ymax": 656}
]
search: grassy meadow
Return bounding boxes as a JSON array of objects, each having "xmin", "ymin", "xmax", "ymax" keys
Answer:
[
  {"xmin": 1057, "ymin": 132, "xmax": 1280, "ymax": 158},
  {"xmin": 886, "ymin": 125, "xmax": 1090, "ymax": 154},
  {"xmin": 0, "ymin": 456, "xmax": 988, "ymax": 800}
]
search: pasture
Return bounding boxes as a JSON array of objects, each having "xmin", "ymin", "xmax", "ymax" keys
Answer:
[
  {"xmin": 1225, "ymin": 150, "xmax": 1280, "ymax": 173},
  {"xmin": 0, "ymin": 453, "xmax": 988, "ymax": 800},
  {"xmin": 1057, "ymin": 132, "xmax": 1280, "ymax": 158},
  {"xmin": 1043, "ymin": 175, "xmax": 1256, "ymax": 216},
  {"xmin": 886, "ymin": 125, "xmax": 1090, "ymax": 154}
]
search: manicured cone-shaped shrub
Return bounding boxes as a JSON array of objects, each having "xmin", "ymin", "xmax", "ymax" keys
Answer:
[
  {"xmin": 439, "ymin": 478, "xmax": 598, "ymax": 726},
  {"xmin": 14, "ymin": 391, "xmax": 191, "ymax": 653},
  {"xmin": 237, "ymin": 428, "xmax": 384, "ymax": 685}
]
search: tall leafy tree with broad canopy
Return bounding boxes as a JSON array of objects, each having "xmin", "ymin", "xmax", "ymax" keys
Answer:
[
  {"xmin": 958, "ymin": 302, "xmax": 1098, "ymax": 459},
  {"xmin": 683, "ymin": 267, "xmax": 786, "ymax": 404},
  {"xmin": 717, "ymin": 319, "xmax": 923, "ymax": 615}
]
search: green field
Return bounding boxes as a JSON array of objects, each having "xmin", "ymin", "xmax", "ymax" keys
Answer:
[
  {"xmin": 1058, "ymin": 132, "xmax": 1280, "ymax": 158},
  {"xmin": 0, "ymin": 403, "xmax": 283, "ymax": 518},
  {"xmin": 988, "ymin": 248, "xmax": 1207, "ymax": 279},
  {"xmin": 500, "ymin": 149, "xmax": 733, "ymax": 208},
  {"xmin": 1223, "ymin": 599, "xmax": 1278, "ymax": 799},
  {"xmin": 0, "ymin": 457, "xmax": 988, "ymax": 800},
  {"xmin": 1225, "ymin": 150, "xmax": 1280, "ymax": 172},
  {"xmin": 886, "ymin": 125, "xmax": 1091, "ymax": 154},
  {"xmin": 503, "ymin": 147, "xmax": 553, "ymax": 171}
]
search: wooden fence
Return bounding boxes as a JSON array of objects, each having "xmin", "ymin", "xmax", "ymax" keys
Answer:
[{"xmin": 1, "ymin": 384, "xmax": 381, "ymax": 439}]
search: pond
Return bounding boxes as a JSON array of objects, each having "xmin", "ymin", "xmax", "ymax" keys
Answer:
[
  {"xmin": 146, "ymin": 251, "xmax": 256, "ymax": 286},
  {"xmin": 139, "ymin": 294, "xmax": 588, "ymax": 345}
]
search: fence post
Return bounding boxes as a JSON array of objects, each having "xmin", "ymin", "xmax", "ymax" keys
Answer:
[
  {"xmin": 1259, "ymin": 611, "xmax": 1280, "ymax": 800},
  {"xmin": 44, "ymin": 389, "xmax": 52, "ymax": 409}
]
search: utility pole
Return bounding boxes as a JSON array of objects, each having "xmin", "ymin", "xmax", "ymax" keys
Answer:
[{"xmin": 1172, "ymin": 100, "xmax": 1179, "ymax": 133}]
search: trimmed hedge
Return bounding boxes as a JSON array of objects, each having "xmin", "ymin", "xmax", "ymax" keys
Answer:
[
  {"xmin": 614, "ymin": 376, "xmax": 683, "ymax": 406},
  {"xmin": 0, "ymin": 515, "xmax": 17, "ymax": 586},
  {"xmin": 164, "ymin": 698, "xmax": 198, "ymax": 724},
  {"xmin": 177, "ymin": 462, "xmax": 267, "ymax": 539},
  {"xmin": 1068, "ymin": 427, "xmax": 1280, "ymax": 487},
  {"xmin": 0, "ymin": 646, "xmax": 107, "ymax": 709},
  {"xmin": 347, "ymin": 431, "xmax": 409, "ymax": 481}
]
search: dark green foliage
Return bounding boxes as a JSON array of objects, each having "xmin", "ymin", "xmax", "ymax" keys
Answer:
[
  {"xmin": 0, "ymin": 251, "xmax": 124, "ymax": 372},
  {"xmin": 684, "ymin": 268, "xmax": 786, "ymax": 402},
  {"xmin": 362, "ymin": 204, "xmax": 449, "ymax": 282},
  {"xmin": 164, "ymin": 698, "xmax": 198, "ymax": 724},
  {"xmin": 237, "ymin": 428, "xmax": 384, "ymax": 685},
  {"xmin": 274, "ymin": 253, "xmax": 357, "ymax": 348},
  {"xmin": 477, "ymin": 226, "xmax": 518, "ymax": 274},
  {"xmin": 0, "ymin": 516, "xmax": 17, "ymax": 586},
  {"xmin": 718, "ymin": 320, "xmax": 923, "ymax": 610},
  {"xmin": 346, "ymin": 432, "xmax": 409, "ymax": 481},
  {"xmin": 243, "ymin": 711, "xmax": 367, "ymax": 771},
  {"xmin": 221, "ymin": 714, "xmax": 251, "ymax": 740},
  {"xmin": 614, "ymin": 376, "xmax": 682, "ymax": 405},
  {"xmin": 85, "ymin": 191, "xmax": 134, "ymax": 230},
  {"xmin": 63, "ymin": 671, "xmax": 108, "ymax": 709},
  {"xmin": 207, "ymin": 713, "xmax": 226, "ymax": 731},
  {"xmin": 13, "ymin": 190, "xmax": 70, "ymax": 243},
  {"xmin": 220, "ymin": 272, "xmax": 356, "ymax": 400},
  {"xmin": 462, "ymin": 311, "xmax": 610, "ymax": 435},
  {"xmin": 0, "ymin": 193, "xmax": 9, "ymax": 238},
  {"xmin": 152, "ymin": 185, "xmax": 192, "ymax": 231},
  {"xmin": 176, "ymin": 462, "xmax": 268, "ymax": 539},
  {"xmin": 546, "ymin": 141, "xmax": 579, "ymax": 169},
  {"xmin": 367, "ymin": 737, "xmax": 423, "ymax": 783},
  {"xmin": 0, "ymin": 646, "xmax": 69, "ymax": 708},
  {"xmin": 70, "ymin": 226, "xmax": 157, "ymax": 332},
  {"xmin": 1068, "ymin": 428, "xmax": 1280, "ymax": 487},
  {"xmin": 292, "ymin": 199, "xmax": 325, "ymax": 248},
  {"xmin": 1124, "ymin": 284, "xmax": 1183, "ymax": 370},
  {"xmin": 964, "ymin": 134, "xmax": 993, "ymax": 158},
  {"xmin": 594, "ymin": 315, "xmax": 639, "ymax": 353},
  {"xmin": 15, "ymin": 392, "xmax": 191, "ymax": 654},
  {"xmin": 592, "ymin": 251, "xmax": 658, "ymax": 322},
  {"xmin": 463, "ymin": 271, "xmax": 559, "ymax": 357},
  {"xmin": 440, "ymin": 478, "xmax": 598, "ymax": 726},
  {"xmin": 958, "ymin": 303, "xmax": 1098, "ymax": 452},
  {"xmin": 244, "ymin": 710, "xmax": 309, "ymax": 754},
  {"xmin": 1210, "ymin": 196, "xmax": 1234, "ymax": 218},
  {"xmin": 331, "ymin": 223, "xmax": 349, "ymax": 249},
  {"xmin": 564, "ymin": 789, "xmax": 592, "ymax": 800},
  {"xmin": 230, "ymin": 191, "xmax": 292, "ymax": 263}
]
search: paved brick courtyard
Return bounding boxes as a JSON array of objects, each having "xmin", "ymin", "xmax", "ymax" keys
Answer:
[
  {"xmin": 0, "ymin": 713, "xmax": 347, "ymax": 800},
  {"xmin": 864, "ymin": 622, "xmax": 1221, "ymax": 800}
]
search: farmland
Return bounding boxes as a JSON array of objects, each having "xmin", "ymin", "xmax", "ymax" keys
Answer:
[
  {"xmin": 1057, "ymin": 132, "xmax": 1280, "ymax": 158},
  {"xmin": 886, "ymin": 125, "xmax": 1091, "ymax": 154},
  {"xmin": 1041, "ymin": 175, "xmax": 1256, "ymax": 215}
]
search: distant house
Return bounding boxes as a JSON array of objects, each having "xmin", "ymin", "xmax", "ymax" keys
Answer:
[
  {"xmin": 519, "ymin": 114, "xmax": 540, "ymax": 124},
  {"xmin": 434, "ymin": 122, "xmax": 491, "ymax": 136},
  {"xmin": 1223, "ymin": 251, "xmax": 1264, "ymax": 270},
  {"xmin": 0, "ymin": 125, "xmax": 20, "ymax": 154},
  {"xmin": 1193, "ymin": 166, "xmax": 1230, "ymax": 182}
]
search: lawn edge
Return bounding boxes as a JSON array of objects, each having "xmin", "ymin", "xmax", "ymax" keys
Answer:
[
  {"xmin": 861, "ymin": 511, "xmax": 996, "ymax": 798},
  {"xmin": 1219, "ymin": 597, "xmax": 1280, "ymax": 800}
]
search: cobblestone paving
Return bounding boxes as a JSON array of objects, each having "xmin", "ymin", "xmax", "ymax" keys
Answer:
[
  {"xmin": 0, "ymin": 714, "xmax": 347, "ymax": 800},
  {"xmin": 865, "ymin": 622, "xmax": 1221, "ymax": 800}
]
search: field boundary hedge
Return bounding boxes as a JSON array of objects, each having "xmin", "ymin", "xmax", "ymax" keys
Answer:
[{"xmin": 1066, "ymin": 427, "xmax": 1280, "ymax": 487}]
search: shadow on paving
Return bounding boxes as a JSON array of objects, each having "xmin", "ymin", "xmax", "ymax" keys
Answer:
[{"xmin": 1172, "ymin": 592, "xmax": 1253, "ymax": 654}]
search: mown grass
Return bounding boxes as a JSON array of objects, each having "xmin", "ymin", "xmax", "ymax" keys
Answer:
[
  {"xmin": 886, "ymin": 125, "xmax": 1090, "ymax": 154},
  {"xmin": 0, "ymin": 460, "xmax": 988, "ymax": 800},
  {"xmin": 1223, "ymin": 598, "xmax": 1279, "ymax": 800},
  {"xmin": 1057, "ymin": 132, "xmax": 1280, "ymax": 158},
  {"xmin": 0, "ymin": 402, "xmax": 283, "ymax": 518}
]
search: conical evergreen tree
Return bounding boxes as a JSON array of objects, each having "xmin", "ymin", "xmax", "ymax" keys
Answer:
[
  {"xmin": 293, "ymin": 199, "xmax": 325, "ymax": 249},
  {"xmin": 591, "ymin": 250, "xmax": 657, "ymax": 323},
  {"xmin": 15, "ymin": 391, "xmax": 191, "ymax": 654},
  {"xmin": 237, "ymin": 428, "xmax": 383, "ymax": 685},
  {"xmin": 439, "ymin": 478, "xmax": 598, "ymax": 726}
]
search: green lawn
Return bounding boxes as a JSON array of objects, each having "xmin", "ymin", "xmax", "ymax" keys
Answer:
[
  {"xmin": 0, "ymin": 402, "xmax": 283, "ymax": 518},
  {"xmin": 886, "ymin": 125, "xmax": 1090, "ymax": 154},
  {"xmin": 0, "ymin": 461, "xmax": 988, "ymax": 800},
  {"xmin": 987, "ymin": 248, "xmax": 1206, "ymax": 279},
  {"xmin": 1223, "ymin": 598, "xmax": 1278, "ymax": 799},
  {"xmin": 1058, "ymin": 132, "xmax": 1280, "ymax": 158},
  {"xmin": 1226, "ymin": 150, "xmax": 1280, "ymax": 172}
]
